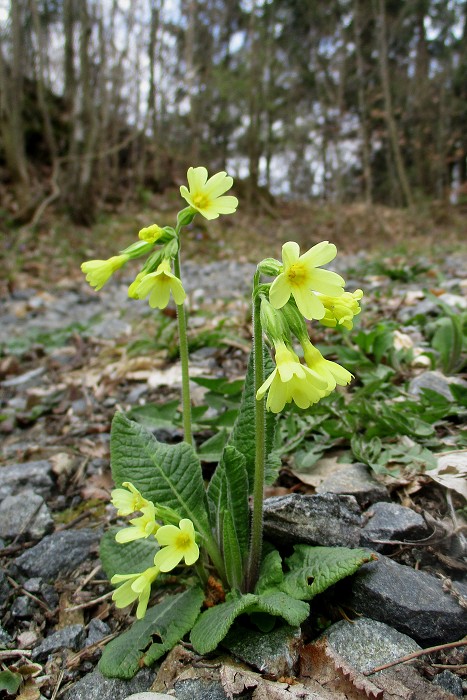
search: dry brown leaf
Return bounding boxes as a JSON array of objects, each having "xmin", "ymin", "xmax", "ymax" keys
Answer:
[
  {"xmin": 428, "ymin": 451, "xmax": 467, "ymax": 500},
  {"xmin": 58, "ymin": 592, "xmax": 85, "ymax": 627},
  {"xmin": 290, "ymin": 451, "xmax": 351, "ymax": 488},
  {"xmin": 81, "ymin": 472, "xmax": 113, "ymax": 500},
  {"xmin": 300, "ymin": 639, "xmax": 383, "ymax": 700}
]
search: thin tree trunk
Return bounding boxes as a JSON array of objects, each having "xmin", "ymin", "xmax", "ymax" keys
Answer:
[
  {"xmin": 30, "ymin": 0, "xmax": 57, "ymax": 161},
  {"xmin": 375, "ymin": 0, "xmax": 413, "ymax": 208},
  {"xmin": 354, "ymin": 0, "xmax": 373, "ymax": 204},
  {"xmin": 2, "ymin": 1, "xmax": 29, "ymax": 186}
]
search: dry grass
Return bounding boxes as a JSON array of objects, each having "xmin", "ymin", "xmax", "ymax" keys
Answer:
[{"xmin": 1, "ymin": 195, "xmax": 466, "ymax": 293}]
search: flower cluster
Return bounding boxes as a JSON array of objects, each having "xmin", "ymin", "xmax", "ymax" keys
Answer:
[
  {"xmin": 110, "ymin": 482, "xmax": 200, "ymax": 618},
  {"xmin": 80, "ymin": 166, "xmax": 238, "ymax": 310},
  {"xmin": 256, "ymin": 241, "xmax": 363, "ymax": 413}
]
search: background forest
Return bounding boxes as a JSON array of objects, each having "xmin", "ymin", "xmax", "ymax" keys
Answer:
[{"xmin": 1, "ymin": 0, "xmax": 467, "ymax": 228}]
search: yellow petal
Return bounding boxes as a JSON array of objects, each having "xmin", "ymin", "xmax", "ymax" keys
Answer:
[
  {"xmin": 269, "ymin": 274, "xmax": 291, "ymax": 309},
  {"xmin": 282, "ymin": 241, "xmax": 300, "ymax": 268}
]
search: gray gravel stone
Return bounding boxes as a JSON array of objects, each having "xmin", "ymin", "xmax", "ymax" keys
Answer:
[
  {"xmin": 408, "ymin": 370, "xmax": 467, "ymax": 401},
  {"xmin": 89, "ymin": 318, "xmax": 132, "ymax": 340},
  {"xmin": 0, "ymin": 460, "xmax": 53, "ymax": 501},
  {"xmin": 315, "ymin": 462, "xmax": 390, "ymax": 508},
  {"xmin": 15, "ymin": 528, "xmax": 100, "ymax": 579},
  {"xmin": 360, "ymin": 501, "xmax": 430, "ymax": 552},
  {"xmin": 11, "ymin": 595, "xmax": 35, "ymax": 618},
  {"xmin": 32, "ymin": 624, "xmax": 86, "ymax": 660},
  {"xmin": 124, "ymin": 695, "xmax": 175, "ymax": 700},
  {"xmin": 0, "ymin": 491, "xmax": 54, "ymax": 540},
  {"xmin": 223, "ymin": 623, "xmax": 302, "ymax": 677},
  {"xmin": 0, "ymin": 570, "xmax": 12, "ymax": 608},
  {"xmin": 86, "ymin": 618, "xmax": 111, "ymax": 646},
  {"xmin": 348, "ymin": 555, "xmax": 467, "ymax": 645},
  {"xmin": 433, "ymin": 670, "xmax": 463, "ymax": 697},
  {"xmin": 0, "ymin": 625, "xmax": 12, "ymax": 646},
  {"xmin": 319, "ymin": 617, "xmax": 421, "ymax": 674},
  {"xmin": 174, "ymin": 679, "xmax": 228, "ymax": 700},
  {"xmin": 62, "ymin": 668, "xmax": 156, "ymax": 700},
  {"xmin": 263, "ymin": 493, "xmax": 362, "ymax": 548}
]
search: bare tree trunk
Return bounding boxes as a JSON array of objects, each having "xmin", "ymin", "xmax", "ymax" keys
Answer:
[
  {"xmin": 247, "ymin": 0, "xmax": 262, "ymax": 203},
  {"xmin": 184, "ymin": 0, "xmax": 200, "ymax": 163},
  {"xmin": 354, "ymin": 0, "xmax": 373, "ymax": 204},
  {"xmin": 0, "ymin": 1, "xmax": 29, "ymax": 187},
  {"xmin": 375, "ymin": 0, "xmax": 413, "ymax": 208},
  {"xmin": 30, "ymin": 0, "xmax": 57, "ymax": 161}
]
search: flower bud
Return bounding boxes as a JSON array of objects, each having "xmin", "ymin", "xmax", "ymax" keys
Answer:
[
  {"xmin": 120, "ymin": 240, "xmax": 154, "ymax": 259},
  {"xmin": 280, "ymin": 300, "xmax": 309, "ymax": 344},
  {"xmin": 138, "ymin": 224, "xmax": 164, "ymax": 244},
  {"xmin": 257, "ymin": 258, "xmax": 282, "ymax": 277},
  {"xmin": 177, "ymin": 207, "xmax": 196, "ymax": 227},
  {"xmin": 260, "ymin": 298, "xmax": 288, "ymax": 343}
]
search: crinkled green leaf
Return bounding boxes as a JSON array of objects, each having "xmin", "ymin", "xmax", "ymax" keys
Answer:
[
  {"xmin": 254, "ymin": 549, "xmax": 284, "ymax": 595},
  {"xmin": 99, "ymin": 587, "xmax": 204, "ymax": 679},
  {"xmin": 190, "ymin": 588, "xmax": 309, "ymax": 655},
  {"xmin": 281, "ymin": 545, "xmax": 375, "ymax": 601},
  {"xmin": 207, "ymin": 445, "xmax": 249, "ymax": 557},
  {"xmin": 251, "ymin": 592, "xmax": 309, "ymax": 626},
  {"xmin": 222, "ymin": 509, "xmax": 243, "ymax": 590},
  {"xmin": 110, "ymin": 412, "xmax": 210, "ymax": 538},
  {"xmin": 99, "ymin": 528, "xmax": 159, "ymax": 580},
  {"xmin": 191, "ymin": 592, "xmax": 257, "ymax": 654},
  {"xmin": 227, "ymin": 348, "xmax": 279, "ymax": 491}
]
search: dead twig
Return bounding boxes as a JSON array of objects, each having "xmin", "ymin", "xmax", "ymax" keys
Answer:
[
  {"xmin": 0, "ymin": 649, "xmax": 32, "ymax": 660},
  {"xmin": 64, "ymin": 590, "xmax": 113, "ymax": 612},
  {"xmin": 364, "ymin": 638, "xmax": 467, "ymax": 675}
]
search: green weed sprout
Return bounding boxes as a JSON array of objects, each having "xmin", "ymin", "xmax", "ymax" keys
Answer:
[{"xmin": 81, "ymin": 165, "xmax": 372, "ymax": 679}]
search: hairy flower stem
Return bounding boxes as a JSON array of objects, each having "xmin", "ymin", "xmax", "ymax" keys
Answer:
[
  {"xmin": 174, "ymin": 246, "xmax": 193, "ymax": 445},
  {"xmin": 245, "ymin": 277, "xmax": 266, "ymax": 591}
]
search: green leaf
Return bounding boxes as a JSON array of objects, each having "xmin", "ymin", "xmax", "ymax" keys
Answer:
[
  {"xmin": 252, "ymin": 592, "xmax": 309, "ymax": 626},
  {"xmin": 222, "ymin": 509, "xmax": 243, "ymax": 590},
  {"xmin": 190, "ymin": 589, "xmax": 309, "ymax": 655},
  {"xmin": 198, "ymin": 428, "xmax": 229, "ymax": 462},
  {"xmin": 191, "ymin": 592, "xmax": 257, "ymax": 654},
  {"xmin": 110, "ymin": 412, "xmax": 210, "ymax": 538},
  {"xmin": 281, "ymin": 545, "xmax": 374, "ymax": 601},
  {"xmin": 254, "ymin": 549, "xmax": 284, "ymax": 594},
  {"xmin": 99, "ymin": 528, "xmax": 159, "ymax": 580},
  {"xmin": 226, "ymin": 348, "xmax": 278, "ymax": 492},
  {"xmin": 0, "ymin": 670, "xmax": 22, "ymax": 694},
  {"xmin": 128, "ymin": 400, "xmax": 180, "ymax": 430},
  {"xmin": 207, "ymin": 446, "xmax": 249, "ymax": 557},
  {"xmin": 99, "ymin": 587, "xmax": 204, "ymax": 679}
]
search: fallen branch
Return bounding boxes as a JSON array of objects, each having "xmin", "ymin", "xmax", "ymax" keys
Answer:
[{"xmin": 364, "ymin": 637, "xmax": 467, "ymax": 675}]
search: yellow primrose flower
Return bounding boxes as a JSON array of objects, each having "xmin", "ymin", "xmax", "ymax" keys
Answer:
[
  {"xmin": 81, "ymin": 254, "xmax": 128, "ymax": 291},
  {"xmin": 302, "ymin": 340, "xmax": 353, "ymax": 391},
  {"xmin": 115, "ymin": 502, "xmax": 159, "ymax": 543},
  {"xmin": 256, "ymin": 341, "xmax": 328, "ymax": 413},
  {"xmin": 111, "ymin": 566, "xmax": 160, "ymax": 619},
  {"xmin": 180, "ymin": 166, "xmax": 238, "ymax": 220},
  {"xmin": 138, "ymin": 224, "xmax": 164, "ymax": 243},
  {"xmin": 319, "ymin": 289, "xmax": 363, "ymax": 330},
  {"xmin": 136, "ymin": 260, "xmax": 186, "ymax": 309},
  {"xmin": 111, "ymin": 481, "xmax": 148, "ymax": 516},
  {"xmin": 153, "ymin": 518, "xmax": 199, "ymax": 571},
  {"xmin": 269, "ymin": 241, "xmax": 345, "ymax": 321},
  {"xmin": 128, "ymin": 271, "xmax": 146, "ymax": 299}
]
